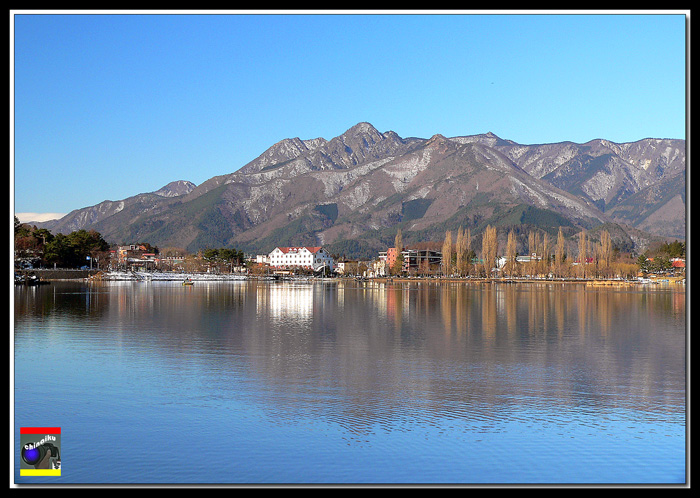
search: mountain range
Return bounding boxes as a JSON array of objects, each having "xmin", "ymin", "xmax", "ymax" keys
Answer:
[{"xmin": 32, "ymin": 122, "xmax": 686, "ymax": 259}]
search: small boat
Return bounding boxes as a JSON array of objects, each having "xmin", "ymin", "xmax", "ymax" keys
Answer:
[{"xmin": 182, "ymin": 279, "xmax": 194, "ymax": 286}]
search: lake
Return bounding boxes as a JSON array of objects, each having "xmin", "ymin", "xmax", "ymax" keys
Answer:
[{"xmin": 13, "ymin": 279, "xmax": 687, "ymax": 485}]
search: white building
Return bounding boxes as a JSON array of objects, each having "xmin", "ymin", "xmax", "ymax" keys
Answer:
[
  {"xmin": 268, "ymin": 246, "xmax": 335, "ymax": 271},
  {"xmin": 372, "ymin": 259, "xmax": 387, "ymax": 277}
]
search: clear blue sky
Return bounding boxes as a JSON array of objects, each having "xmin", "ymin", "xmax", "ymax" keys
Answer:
[{"xmin": 11, "ymin": 11, "xmax": 688, "ymax": 220}]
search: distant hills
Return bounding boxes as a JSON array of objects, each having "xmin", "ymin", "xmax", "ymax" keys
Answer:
[{"xmin": 32, "ymin": 122, "xmax": 686, "ymax": 259}]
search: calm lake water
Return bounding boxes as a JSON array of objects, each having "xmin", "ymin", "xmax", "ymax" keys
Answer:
[{"xmin": 13, "ymin": 279, "xmax": 687, "ymax": 485}]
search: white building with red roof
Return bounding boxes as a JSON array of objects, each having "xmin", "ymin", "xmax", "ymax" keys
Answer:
[{"xmin": 268, "ymin": 246, "xmax": 335, "ymax": 271}]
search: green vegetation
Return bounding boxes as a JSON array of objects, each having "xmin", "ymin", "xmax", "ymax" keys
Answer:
[
  {"xmin": 637, "ymin": 239, "xmax": 685, "ymax": 275},
  {"xmin": 314, "ymin": 203, "xmax": 339, "ymax": 223},
  {"xmin": 401, "ymin": 198, "xmax": 433, "ymax": 221},
  {"xmin": 241, "ymin": 215, "xmax": 321, "ymax": 255},
  {"xmin": 192, "ymin": 206, "xmax": 237, "ymax": 250},
  {"xmin": 518, "ymin": 205, "xmax": 574, "ymax": 228},
  {"xmin": 325, "ymin": 238, "xmax": 379, "ymax": 261},
  {"xmin": 15, "ymin": 217, "xmax": 110, "ymax": 268},
  {"xmin": 200, "ymin": 247, "xmax": 246, "ymax": 272},
  {"xmin": 637, "ymin": 253, "xmax": 679, "ymax": 275},
  {"xmin": 657, "ymin": 240, "xmax": 686, "ymax": 258}
]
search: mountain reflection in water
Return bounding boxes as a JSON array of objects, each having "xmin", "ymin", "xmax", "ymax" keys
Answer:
[{"xmin": 14, "ymin": 280, "xmax": 686, "ymax": 484}]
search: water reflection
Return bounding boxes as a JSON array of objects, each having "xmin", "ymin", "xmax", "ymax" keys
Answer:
[
  {"xmin": 15, "ymin": 280, "xmax": 686, "ymax": 432},
  {"xmin": 262, "ymin": 283, "xmax": 314, "ymax": 324}
]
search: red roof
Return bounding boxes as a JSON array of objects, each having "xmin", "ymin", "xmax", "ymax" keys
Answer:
[{"xmin": 276, "ymin": 246, "xmax": 322, "ymax": 254}]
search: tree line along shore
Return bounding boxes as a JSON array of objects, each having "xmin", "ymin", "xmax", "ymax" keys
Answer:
[{"xmin": 14, "ymin": 218, "xmax": 685, "ymax": 285}]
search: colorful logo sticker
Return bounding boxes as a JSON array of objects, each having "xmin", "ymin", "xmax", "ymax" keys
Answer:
[{"xmin": 20, "ymin": 427, "xmax": 61, "ymax": 476}]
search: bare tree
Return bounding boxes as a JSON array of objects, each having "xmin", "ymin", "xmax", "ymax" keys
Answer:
[
  {"xmin": 597, "ymin": 230, "xmax": 612, "ymax": 278},
  {"xmin": 577, "ymin": 229, "xmax": 587, "ymax": 278},
  {"xmin": 481, "ymin": 225, "xmax": 498, "ymax": 279},
  {"xmin": 555, "ymin": 227, "xmax": 566, "ymax": 278},
  {"xmin": 442, "ymin": 230, "xmax": 453, "ymax": 277},
  {"xmin": 463, "ymin": 227, "xmax": 472, "ymax": 276},
  {"xmin": 505, "ymin": 229, "xmax": 518, "ymax": 277},
  {"xmin": 540, "ymin": 232, "xmax": 551, "ymax": 277},
  {"xmin": 455, "ymin": 226, "xmax": 465, "ymax": 276},
  {"xmin": 391, "ymin": 228, "xmax": 404, "ymax": 275},
  {"xmin": 528, "ymin": 230, "xmax": 540, "ymax": 276}
]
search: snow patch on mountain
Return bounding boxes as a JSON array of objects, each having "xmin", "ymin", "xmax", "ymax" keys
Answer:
[
  {"xmin": 581, "ymin": 170, "xmax": 617, "ymax": 201},
  {"xmin": 384, "ymin": 148, "xmax": 433, "ymax": 191},
  {"xmin": 474, "ymin": 146, "xmax": 513, "ymax": 173},
  {"xmin": 344, "ymin": 181, "xmax": 373, "ymax": 210},
  {"xmin": 549, "ymin": 192, "xmax": 598, "ymax": 220},
  {"xmin": 154, "ymin": 180, "xmax": 196, "ymax": 197},
  {"xmin": 317, "ymin": 157, "xmax": 395, "ymax": 197},
  {"xmin": 509, "ymin": 178, "xmax": 548, "ymax": 208},
  {"xmin": 663, "ymin": 146, "xmax": 681, "ymax": 164},
  {"xmin": 302, "ymin": 137, "xmax": 328, "ymax": 151}
]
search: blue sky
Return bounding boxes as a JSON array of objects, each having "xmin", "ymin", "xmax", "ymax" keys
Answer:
[{"xmin": 11, "ymin": 11, "xmax": 688, "ymax": 221}]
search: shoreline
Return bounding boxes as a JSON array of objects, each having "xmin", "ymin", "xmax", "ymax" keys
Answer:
[
  {"xmin": 366, "ymin": 276, "xmax": 685, "ymax": 287},
  {"xmin": 97, "ymin": 272, "xmax": 684, "ymax": 287},
  {"xmin": 17, "ymin": 269, "xmax": 685, "ymax": 287}
]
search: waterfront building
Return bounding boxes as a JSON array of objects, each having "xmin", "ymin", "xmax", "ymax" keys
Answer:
[
  {"xmin": 116, "ymin": 244, "xmax": 157, "ymax": 271},
  {"xmin": 268, "ymin": 246, "xmax": 335, "ymax": 271},
  {"xmin": 515, "ymin": 253, "xmax": 543, "ymax": 264},
  {"xmin": 401, "ymin": 249, "xmax": 442, "ymax": 273},
  {"xmin": 372, "ymin": 258, "xmax": 388, "ymax": 277},
  {"xmin": 379, "ymin": 247, "xmax": 442, "ymax": 275}
]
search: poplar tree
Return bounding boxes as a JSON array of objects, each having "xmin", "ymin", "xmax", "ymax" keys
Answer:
[
  {"xmin": 528, "ymin": 230, "xmax": 539, "ymax": 276},
  {"xmin": 540, "ymin": 233, "xmax": 551, "ymax": 277},
  {"xmin": 505, "ymin": 229, "xmax": 517, "ymax": 277},
  {"xmin": 463, "ymin": 227, "xmax": 472, "ymax": 276},
  {"xmin": 442, "ymin": 230, "xmax": 452, "ymax": 277},
  {"xmin": 481, "ymin": 225, "xmax": 498, "ymax": 279},
  {"xmin": 598, "ymin": 230, "xmax": 612, "ymax": 278},
  {"xmin": 393, "ymin": 228, "xmax": 404, "ymax": 275},
  {"xmin": 455, "ymin": 226, "xmax": 465, "ymax": 276},
  {"xmin": 578, "ymin": 229, "xmax": 587, "ymax": 278},
  {"xmin": 556, "ymin": 227, "xmax": 566, "ymax": 278}
]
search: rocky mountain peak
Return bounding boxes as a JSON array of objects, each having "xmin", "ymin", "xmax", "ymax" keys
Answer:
[
  {"xmin": 154, "ymin": 180, "xmax": 196, "ymax": 197},
  {"xmin": 346, "ymin": 121, "xmax": 381, "ymax": 135},
  {"xmin": 237, "ymin": 136, "xmax": 313, "ymax": 174},
  {"xmin": 337, "ymin": 122, "xmax": 385, "ymax": 146},
  {"xmin": 427, "ymin": 133, "xmax": 447, "ymax": 142}
]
